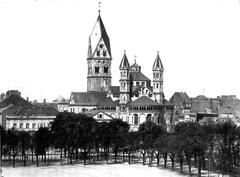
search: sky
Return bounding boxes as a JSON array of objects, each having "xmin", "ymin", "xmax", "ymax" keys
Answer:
[{"xmin": 0, "ymin": 0, "xmax": 240, "ymax": 102}]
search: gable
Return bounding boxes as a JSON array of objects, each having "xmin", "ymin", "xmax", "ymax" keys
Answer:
[
  {"xmin": 92, "ymin": 111, "xmax": 114, "ymax": 122},
  {"xmin": 92, "ymin": 38, "xmax": 111, "ymax": 58}
]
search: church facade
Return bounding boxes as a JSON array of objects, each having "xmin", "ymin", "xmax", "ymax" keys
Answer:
[{"xmin": 66, "ymin": 12, "xmax": 174, "ymax": 131}]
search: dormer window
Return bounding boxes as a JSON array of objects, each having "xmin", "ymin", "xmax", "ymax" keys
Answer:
[
  {"xmin": 103, "ymin": 50, "xmax": 107, "ymax": 57},
  {"xmin": 95, "ymin": 67, "xmax": 99, "ymax": 74},
  {"xmin": 97, "ymin": 50, "xmax": 100, "ymax": 56}
]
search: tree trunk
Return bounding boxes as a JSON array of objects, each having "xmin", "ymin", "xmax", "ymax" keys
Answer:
[
  {"xmin": 60, "ymin": 148, "xmax": 63, "ymax": 165},
  {"xmin": 31, "ymin": 147, "xmax": 34, "ymax": 163},
  {"xmin": 169, "ymin": 154, "xmax": 175, "ymax": 170},
  {"xmin": 156, "ymin": 153, "xmax": 160, "ymax": 166},
  {"xmin": 114, "ymin": 149, "xmax": 118, "ymax": 163},
  {"xmin": 123, "ymin": 150, "xmax": 125, "ymax": 162},
  {"xmin": 142, "ymin": 152, "xmax": 146, "ymax": 165},
  {"xmin": 36, "ymin": 155, "xmax": 39, "ymax": 167},
  {"xmin": 76, "ymin": 148, "xmax": 78, "ymax": 162},
  {"xmin": 128, "ymin": 152, "xmax": 131, "ymax": 164},
  {"xmin": 194, "ymin": 153, "xmax": 197, "ymax": 167},
  {"xmin": 187, "ymin": 154, "xmax": 192, "ymax": 176},
  {"xmin": 162, "ymin": 153, "xmax": 167, "ymax": 168},
  {"xmin": 198, "ymin": 154, "xmax": 202, "ymax": 177},
  {"xmin": 180, "ymin": 156, "xmax": 183, "ymax": 173}
]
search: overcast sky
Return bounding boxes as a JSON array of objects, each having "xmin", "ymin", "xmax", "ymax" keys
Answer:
[{"xmin": 0, "ymin": 0, "xmax": 240, "ymax": 102}]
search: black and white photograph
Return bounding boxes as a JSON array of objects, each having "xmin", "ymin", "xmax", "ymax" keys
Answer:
[{"xmin": 0, "ymin": 0, "xmax": 240, "ymax": 176}]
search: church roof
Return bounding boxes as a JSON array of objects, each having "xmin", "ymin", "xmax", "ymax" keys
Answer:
[
  {"xmin": 52, "ymin": 95, "xmax": 69, "ymax": 104},
  {"xmin": 88, "ymin": 14, "xmax": 111, "ymax": 58},
  {"xmin": 70, "ymin": 92, "xmax": 113, "ymax": 106},
  {"xmin": 130, "ymin": 96, "xmax": 160, "ymax": 106},
  {"xmin": 109, "ymin": 86, "xmax": 120, "ymax": 97},
  {"xmin": 119, "ymin": 52, "xmax": 130, "ymax": 69},
  {"xmin": 152, "ymin": 53, "xmax": 164, "ymax": 71},
  {"xmin": 130, "ymin": 72, "xmax": 151, "ymax": 81}
]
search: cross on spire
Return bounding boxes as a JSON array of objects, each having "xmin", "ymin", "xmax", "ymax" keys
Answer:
[
  {"xmin": 134, "ymin": 55, "xmax": 137, "ymax": 63},
  {"xmin": 98, "ymin": 1, "xmax": 101, "ymax": 14}
]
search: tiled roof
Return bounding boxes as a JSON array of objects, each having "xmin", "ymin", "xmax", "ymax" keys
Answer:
[
  {"xmin": 109, "ymin": 86, "xmax": 120, "ymax": 97},
  {"xmin": 70, "ymin": 92, "xmax": 112, "ymax": 106},
  {"xmin": 193, "ymin": 95, "xmax": 209, "ymax": 102},
  {"xmin": 218, "ymin": 107, "xmax": 235, "ymax": 114},
  {"xmin": 129, "ymin": 96, "xmax": 159, "ymax": 106},
  {"xmin": 152, "ymin": 53, "xmax": 164, "ymax": 70},
  {"xmin": 88, "ymin": 15, "xmax": 111, "ymax": 58},
  {"xmin": 15, "ymin": 106, "xmax": 59, "ymax": 117},
  {"xmin": 130, "ymin": 72, "xmax": 151, "ymax": 81},
  {"xmin": 119, "ymin": 52, "xmax": 130, "ymax": 69},
  {"xmin": 0, "ymin": 94, "xmax": 31, "ymax": 108},
  {"xmin": 169, "ymin": 92, "xmax": 191, "ymax": 106}
]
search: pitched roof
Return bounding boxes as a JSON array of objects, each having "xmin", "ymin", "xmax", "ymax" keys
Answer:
[
  {"xmin": 193, "ymin": 95, "xmax": 209, "ymax": 102},
  {"xmin": 119, "ymin": 52, "xmax": 130, "ymax": 69},
  {"xmin": 129, "ymin": 96, "xmax": 160, "ymax": 106},
  {"xmin": 70, "ymin": 92, "xmax": 111, "ymax": 106},
  {"xmin": 0, "ymin": 94, "xmax": 31, "ymax": 108},
  {"xmin": 88, "ymin": 15, "xmax": 111, "ymax": 58},
  {"xmin": 52, "ymin": 95, "xmax": 69, "ymax": 103},
  {"xmin": 169, "ymin": 92, "xmax": 191, "ymax": 106},
  {"xmin": 131, "ymin": 62, "xmax": 141, "ymax": 68},
  {"xmin": 15, "ymin": 106, "xmax": 59, "ymax": 117},
  {"xmin": 130, "ymin": 72, "xmax": 151, "ymax": 81},
  {"xmin": 152, "ymin": 53, "xmax": 164, "ymax": 71},
  {"xmin": 218, "ymin": 107, "xmax": 235, "ymax": 115},
  {"xmin": 109, "ymin": 86, "xmax": 120, "ymax": 97}
]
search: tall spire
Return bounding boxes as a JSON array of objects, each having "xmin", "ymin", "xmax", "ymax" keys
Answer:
[{"xmin": 87, "ymin": 5, "xmax": 111, "ymax": 58}]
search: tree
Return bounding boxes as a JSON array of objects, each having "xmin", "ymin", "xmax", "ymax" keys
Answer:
[
  {"xmin": 33, "ymin": 127, "xmax": 52, "ymax": 166},
  {"xmin": 108, "ymin": 119, "xmax": 129, "ymax": 163},
  {"xmin": 138, "ymin": 121, "xmax": 163, "ymax": 165},
  {"xmin": 6, "ymin": 128, "xmax": 19, "ymax": 167},
  {"xmin": 18, "ymin": 131, "xmax": 31, "ymax": 166}
]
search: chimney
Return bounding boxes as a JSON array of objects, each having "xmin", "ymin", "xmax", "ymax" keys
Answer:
[
  {"xmin": 26, "ymin": 97, "xmax": 29, "ymax": 102},
  {"xmin": 43, "ymin": 99, "xmax": 46, "ymax": 104}
]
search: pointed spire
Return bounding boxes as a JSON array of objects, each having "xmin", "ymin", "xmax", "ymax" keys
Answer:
[
  {"xmin": 119, "ymin": 51, "xmax": 130, "ymax": 69},
  {"xmin": 88, "ymin": 10, "xmax": 111, "ymax": 58},
  {"xmin": 152, "ymin": 51, "xmax": 164, "ymax": 71}
]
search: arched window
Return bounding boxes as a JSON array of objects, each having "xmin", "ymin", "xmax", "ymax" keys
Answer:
[
  {"xmin": 95, "ymin": 67, "xmax": 99, "ymax": 74},
  {"xmin": 156, "ymin": 83, "xmax": 159, "ymax": 88},
  {"xmin": 97, "ymin": 50, "xmax": 100, "ymax": 56},
  {"xmin": 103, "ymin": 50, "xmax": 107, "ymax": 56},
  {"xmin": 134, "ymin": 114, "xmax": 138, "ymax": 125},
  {"xmin": 104, "ymin": 67, "xmax": 108, "ymax": 73}
]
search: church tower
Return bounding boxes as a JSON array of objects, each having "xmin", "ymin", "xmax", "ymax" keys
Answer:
[
  {"xmin": 87, "ymin": 12, "xmax": 112, "ymax": 92},
  {"xmin": 152, "ymin": 52, "xmax": 164, "ymax": 104},
  {"xmin": 119, "ymin": 51, "xmax": 131, "ymax": 106}
]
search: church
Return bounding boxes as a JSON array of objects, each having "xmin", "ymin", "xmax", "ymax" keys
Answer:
[{"xmin": 63, "ymin": 11, "xmax": 175, "ymax": 131}]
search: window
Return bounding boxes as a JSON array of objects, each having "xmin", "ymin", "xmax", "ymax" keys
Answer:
[
  {"xmin": 156, "ymin": 83, "xmax": 159, "ymax": 88},
  {"xmin": 153, "ymin": 73, "xmax": 156, "ymax": 78},
  {"xmin": 13, "ymin": 123, "xmax": 17, "ymax": 128},
  {"xmin": 32, "ymin": 123, "xmax": 36, "ymax": 129},
  {"xmin": 103, "ymin": 50, "xmax": 107, "ymax": 56},
  {"xmin": 141, "ymin": 82, "xmax": 145, "ymax": 86},
  {"xmin": 104, "ymin": 67, "xmax": 108, "ymax": 74},
  {"xmin": 95, "ymin": 67, "xmax": 99, "ymax": 74},
  {"xmin": 156, "ymin": 73, "xmax": 159, "ymax": 78},
  {"xmin": 98, "ymin": 114, "xmax": 102, "ymax": 119},
  {"xmin": 97, "ymin": 50, "xmax": 100, "ymax": 56},
  {"xmin": 26, "ymin": 123, "xmax": 29, "ymax": 129},
  {"xmin": 99, "ymin": 44, "xmax": 104, "ymax": 48},
  {"xmin": 136, "ymin": 82, "xmax": 140, "ymax": 86},
  {"xmin": 20, "ymin": 123, "xmax": 23, "ymax": 129},
  {"xmin": 134, "ymin": 114, "xmax": 138, "ymax": 125}
]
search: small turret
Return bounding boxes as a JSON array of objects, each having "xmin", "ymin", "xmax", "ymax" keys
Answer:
[
  {"xmin": 152, "ymin": 51, "xmax": 164, "ymax": 104},
  {"xmin": 119, "ymin": 51, "xmax": 131, "ymax": 106}
]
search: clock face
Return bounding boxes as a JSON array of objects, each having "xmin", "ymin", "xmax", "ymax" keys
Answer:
[{"xmin": 99, "ymin": 44, "xmax": 104, "ymax": 48}]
